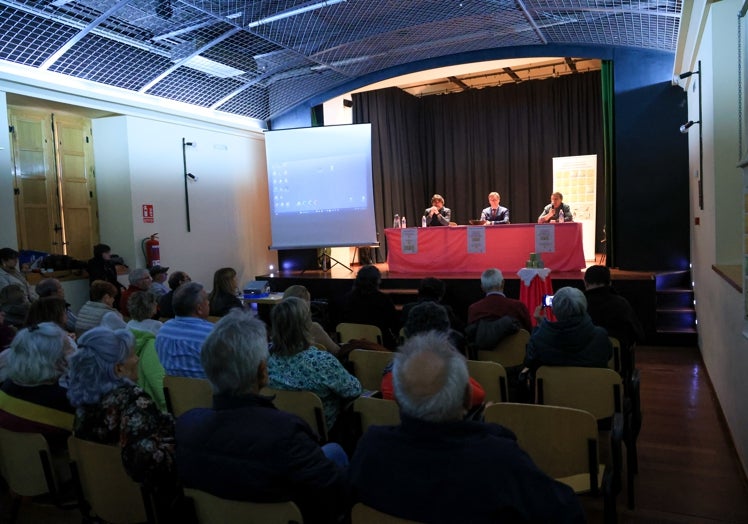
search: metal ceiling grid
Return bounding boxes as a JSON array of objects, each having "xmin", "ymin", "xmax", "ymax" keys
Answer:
[
  {"xmin": 0, "ymin": 6, "xmax": 79, "ymax": 67},
  {"xmin": 48, "ymin": 34, "xmax": 172, "ymax": 90},
  {"xmin": 0, "ymin": 0, "xmax": 683, "ymax": 122}
]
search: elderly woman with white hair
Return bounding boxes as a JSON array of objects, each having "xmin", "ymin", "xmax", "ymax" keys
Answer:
[
  {"xmin": 523, "ymin": 286, "xmax": 612, "ymax": 376},
  {"xmin": 0, "ymin": 322, "xmax": 76, "ymax": 450},
  {"xmin": 65, "ymin": 326, "xmax": 175, "ymax": 485}
]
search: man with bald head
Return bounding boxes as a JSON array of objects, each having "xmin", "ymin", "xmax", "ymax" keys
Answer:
[{"xmin": 349, "ymin": 332, "xmax": 583, "ymax": 523}]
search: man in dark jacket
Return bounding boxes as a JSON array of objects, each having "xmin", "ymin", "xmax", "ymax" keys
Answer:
[
  {"xmin": 584, "ymin": 265, "xmax": 645, "ymax": 352},
  {"xmin": 175, "ymin": 311, "xmax": 348, "ymax": 524},
  {"xmin": 350, "ymin": 331, "xmax": 584, "ymax": 523}
]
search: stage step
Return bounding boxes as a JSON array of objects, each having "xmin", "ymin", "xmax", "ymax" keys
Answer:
[{"xmin": 654, "ymin": 270, "xmax": 698, "ymax": 346}]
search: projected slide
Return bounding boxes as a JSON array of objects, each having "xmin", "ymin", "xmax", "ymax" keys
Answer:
[
  {"xmin": 264, "ymin": 123, "xmax": 378, "ymax": 249},
  {"xmin": 269, "ymin": 154, "xmax": 369, "ymax": 214}
]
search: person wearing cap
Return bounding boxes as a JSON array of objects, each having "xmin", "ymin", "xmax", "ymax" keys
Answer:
[{"xmin": 149, "ymin": 266, "xmax": 169, "ymax": 297}]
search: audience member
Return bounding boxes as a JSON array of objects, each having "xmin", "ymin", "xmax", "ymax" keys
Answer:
[
  {"xmin": 158, "ymin": 271, "xmax": 191, "ymax": 319},
  {"xmin": 149, "ymin": 266, "xmax": 170, "ymax": 297},
  {"xmin": 155, "ymin": 282, "xmax": 214, "ymax": 378},
  {"xmin": 381, "ymin": 302, "xmax": 483, "ymax": 408},
  {"xmin": 584, "ymin": 265, "xmax": 645, "ymax": 353},
  {"xmin": 25, "ymin": 296, "xmax": 70, "ymax": 333},
  {"xmin": 66, "ymin": 327, "xmax": 175, "ymax": 486},
  {"xmin": 126, "ymin": 292, "xmax": 166, "ymax": 412},
  {"xmin": 0, "ymin": 248, "xmax": 38, "ymax": 302},
  {"xmin": 0, "ymin": 312, "xmax": 15, "ymax": 351},
  {"xmin": 177, "ymin": 311, "xmax": 349, "ymax": 524},
  {"xmin": 538, "ymin": 191, "xmax": 573, "ymax": 223},
  {"xmin": 400, "ymin": 277, "xmax": 464, "ymax": 333},
  {"xmin": 119, "ymin": 268, "xmax": 153, "ymax": 317},
  {"xmin": 36, "ymin": 278, "xmax": 77, "ymax": 332},
  {"xmin": 349, "ymin": 331, "xmax": 584, "ymax": 523},
  {"xmin": 466, "ymin": 268, "xmax": 530, "ymax": 350},
  {"xmin": 524, "ymin": 286, "xmax": 612, "ymax": 376},
  {"xmin": 0, "ymin": 323, "xmax": 75, "ymax": 451},
  {"xmin": 208, "ymin": 267, "xmax": 243, "ymax": 317},
  {"xmin": 340, "ymin": 265, "xmax": 399, "ymax": 349},
  {"xmin": 480, "ymin": 191, "xmax": 510, "ymax": 224},
  {"xmin": 127, "ymin": 292, "xmax": 163, "ymax": 335},
  {"xmin": 423, "ymin": 193, "xmax": 451, "ymax": 226},
  {"xmin": 268, "ymin": 297, "xmax": 361, "ymax": 431},
  {"xmin": 0, "ymin": 284, "xmax": 31, "ymax": 329},
  {"xmin": 86, "ymin": 243, "xmax": 124, "ymax": 306},
  {"xmin": 75, "ymin": 280, "xmax": 121, "ymax": 337},
  {"xmin": 282, "ymin": 285, "xmax": 339, "ymax": 354}
]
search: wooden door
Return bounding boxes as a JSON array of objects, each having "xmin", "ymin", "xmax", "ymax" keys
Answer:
[
  {"xmin": 52, "ymin": 114, "xmax": 98, "ymax": 261},
  {"xmin": 9, "ymin": 108, "xmax": 60, "ymax": 254},
  {"xmin": 8, "ymin": 107, "xmax": 99, "ymax": 259}
]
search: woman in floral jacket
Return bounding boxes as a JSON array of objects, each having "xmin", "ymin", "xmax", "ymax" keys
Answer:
[{"xmin": 66, "ymin": 326, "xmax": 175, "ymax": 485}]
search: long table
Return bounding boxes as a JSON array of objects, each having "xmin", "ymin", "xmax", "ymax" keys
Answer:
[{"xmin": 384, "ymin": 223, "xmax": 585, "ymax": 273}]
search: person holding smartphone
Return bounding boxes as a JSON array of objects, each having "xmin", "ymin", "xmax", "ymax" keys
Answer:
[{"xmin": 524, "ymin": 286, "xmax": 611, "ymax": 377}]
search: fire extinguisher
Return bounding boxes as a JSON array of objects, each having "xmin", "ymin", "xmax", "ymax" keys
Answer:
[{"xmin": 142, "ymin": 234, "xmax": 160, "ymax": 268}]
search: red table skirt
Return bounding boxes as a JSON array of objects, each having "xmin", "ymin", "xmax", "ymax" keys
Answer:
[
  {"xmin": 385, "ymin": 223, "xmax": 585, "ymax": 274},
  {"xmin": 519, "ymin": 274, "xmax": 555, "ymax": 327}
]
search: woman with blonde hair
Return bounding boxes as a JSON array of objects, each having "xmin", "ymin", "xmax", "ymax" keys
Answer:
[
  {"xmin": 282, "ymin": 285, "xmax": 339, "ymax": 354},
  {"xmin": 208, "ymin": 267, "xmax": 242, "ymax": 317},
  {"xmin": 267, "ymin": 297, "xmax": 361, "ymax": 430}
]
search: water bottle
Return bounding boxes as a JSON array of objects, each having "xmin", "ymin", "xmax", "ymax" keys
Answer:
[
  {"xmin": 422, "ymin": 215, "xmax": 427, "ymax": 228},
  {"xmin": 401, "ymin": 216, "xmax": 406, "ymax": 228},
  {"xmin": 393, "ymin": 214, "xmax": 400, "ymax": 228},
  {"xmin": 558, "ymin": 209, "xmax": 565, "ymax": 223}
]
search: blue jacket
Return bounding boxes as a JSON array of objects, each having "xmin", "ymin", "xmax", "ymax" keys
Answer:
[
  {"xmin": 176, "ymin": 392, "xmax": 347, "ymax": 524},
  {"xmin": 349, "ymin": 414, "xmax": 584, "ymax": 523}
]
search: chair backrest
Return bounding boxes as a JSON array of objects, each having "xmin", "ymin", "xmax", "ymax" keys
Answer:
[
  {"xmin": 352, "ymin": 396, "xmax": 400, "ymax": 434},
  {"xmin": 477, "ymin": 329, "xmax": 530, "ymax": 368},
  {"xmin": 67, "ymin": 436, "xmax": 148, "ymax": 524},
  {"xmin": 336, "ymin": 323, "xmax": 383, "ymax": 345},
  {"xmin": 535, "ymin": 366, "xmax": 624, "ymax": 421},
  {"xmin": 185, "ymin": 488, "xmax": 302, "ymax": 524},
  {"xmin": 163, "ymin": 375, "xmax": 213, "ymax": 417},
  {"xmin": 607, "ymin": 337, "xmax": 622, "ymax": 373},
  {"xmin": 0, "ymin": 428, "xmax": 57, "ymax": 497},
  {"xmin": 465, "ymin": 360, "xmax": 508, "ymax": 403},
  {"xmin": 483, "ymin": 403, "xmax": 600, "ymax": 492},
  {"xmin": 207, "ymin": 315, "xmax": 221, "ymax": 323},
  {"xmin": 351, "ymin": 502, "xmax": 422, "ymax": 523},
  {"xmin": 348, "ymin": 349, "xmax": 395, "ymax": 391},
  {"xmin": 260, "ymin": 387, "xmax": 328, "ymax": 441}
]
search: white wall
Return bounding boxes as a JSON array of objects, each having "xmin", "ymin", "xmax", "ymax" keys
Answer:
[
  {"xmin": 0, "ymin": 91, "xmax": 17, "ymax": 250},
  {"xmin": 92, "ymin": 115, "xmax": 275, "ymax": 290},
  {"xmin": 685, "ymin": 0, "xmax": 748, "ymax": 476}
]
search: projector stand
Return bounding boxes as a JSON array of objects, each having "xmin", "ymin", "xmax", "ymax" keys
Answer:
[{"xmin": 318, "ymin": 252, "xmax": 352, "ymax": 273}]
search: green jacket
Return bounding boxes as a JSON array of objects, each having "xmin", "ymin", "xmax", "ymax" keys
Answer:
[{"xmin": 130, "ymin": 328, "xmax": 167, "ymax": 412}]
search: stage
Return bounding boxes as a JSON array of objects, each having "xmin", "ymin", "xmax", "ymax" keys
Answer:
[{"xmin": 256, "ymin": 262, "xmax": 658, "ymax": 343}]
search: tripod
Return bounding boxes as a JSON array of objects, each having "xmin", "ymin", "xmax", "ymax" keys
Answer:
[{"xmin": 318, "ymin": 251, "xmax": 352, "ymax": 272}]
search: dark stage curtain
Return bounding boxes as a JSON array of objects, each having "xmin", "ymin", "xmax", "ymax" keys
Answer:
[{"xmin": 353, "ymin": 71, "xmax": 605, "ymax": 258}]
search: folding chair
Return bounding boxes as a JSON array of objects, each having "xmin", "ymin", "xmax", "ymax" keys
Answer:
[
  {"xmin": 476, "ymin": 329, "xmax": 530, "ymax": 368},
  {"xmin": 348, "ymin": 349, "xmax": 395, "ymax": 391},
  {"xmin": 484, "ymin": 402, "xmax": 622, "ymax": 523},
  {"xmin": 352, "ymin": 396, "xmax": 400, "ymax": 437},
  {"xmin": 67, "ymin": 436, "xmax": 150, "ymax": 524},
  {"xmin": 535, "ymin": 365, "xmax": 636, "ymax": 509},
  {"xmin": 351, "ymin": 502, "xmax": 421, "ymax": 523},
  {"xmin": 261, "ymin": 387, "xmax": 328, "ymax": 442},
  {"xmin": 336, "ymin": 323, "xmax": 383, "ymax": 345},
  {"xmin": 0, "ymin": 428, "xmax": 71, "ymax": 522},
  {"xmin": 163, "ymin": 375, "xmax": 213, "ymax": 417},
  {"xmin": 465, "ymin": 360, "xmax": 508, "ymax": 403},
  {"xmin": 185, "ymin": 487, "xmax": 302, "ymax": 524}
]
